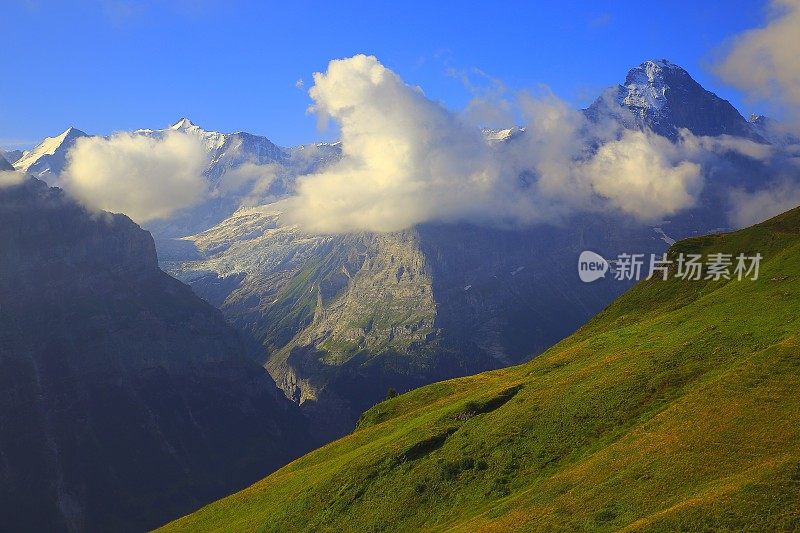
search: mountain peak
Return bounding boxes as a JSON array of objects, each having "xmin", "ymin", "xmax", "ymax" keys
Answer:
[
  {"xmin": 586, "ymin": 59, "xmax": 760, "ymax": 141},
  {"xmin": 170, "ymin": 117, "xmax": 198, "ymax": 130},
  {"xmin": 620, "ymin": 59, "xmax": 690, "ymax": 113},
  {"xmin": 58, "ymin": 126, "xmax": 86, "ymax": 141},
  {"xmin": 627, "ymin": 59, "xmax": 684, "ymax": 79},
  {"xmin": 13, "ymin": 127, "xmax": 89, "ymax": 174},
  {"xmin": 747, "ymin": 114, "xmax": 799, "ymax": 146}
]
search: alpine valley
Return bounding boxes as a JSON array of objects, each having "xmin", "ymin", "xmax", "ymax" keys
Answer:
[{"xmin": 12, "ymin": 60, "xmax": 794, "ymax": 442}]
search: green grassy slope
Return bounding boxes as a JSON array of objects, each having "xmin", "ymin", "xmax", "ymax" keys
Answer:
[{"xmin": 159, "ymin": 208, "xmax": 800, "ymax": 532}]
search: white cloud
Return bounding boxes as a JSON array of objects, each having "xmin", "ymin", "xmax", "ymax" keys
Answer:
[
  {"xmin": 729, "ymin": 180, "xmax": 800, "ymax": 227},
  {"xmin": 44, "ymin": 54, "xmax": 780, "ymax": 234},
  {"xmin": 450, "ymin": 67, "xmax": 515, "ymax": 128},
  {"xmin": 715, "ymin": 0, "xmax": 800, "ymax": 116},
  {"xmin": 581, "ymin": 131, "xmax": 703, "ymax": 220},
  {"xmin": 217, "ymin": 161, "xmax": 280, "ymax": 207},
  {"xmin": 505, "ymin": 110, "xmax": 705, "ymax": 221},
  {"xmin": 62, "ymin": 131, "xmax": 208, "ymax": 223},
  {"xmin": 284, "ymin": 54, "xmax": 499, "ymax": 233},
  {"xmin": 589, "ymin": 12, "xmax": 612, "ymax": 28},
  {"xmin": 681, "ymin": 132, "xmax": 774, "ymax": 161},
  {"xmin": 283, "ymin": 55, "xmax": 709, "ymax": 233}
]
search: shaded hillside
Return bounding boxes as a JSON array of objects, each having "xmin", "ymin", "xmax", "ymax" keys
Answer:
[
  {"xmin": 0, "ymin": 179, "xmax": 311, "ymax": 532},
  {"xmin": 161, "ymin": 206, "xmax": 800, "ymax": 532}
]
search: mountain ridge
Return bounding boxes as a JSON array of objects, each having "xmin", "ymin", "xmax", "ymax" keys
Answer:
[{"xmin": 15, "ymin": 117, "xmax": 341, "ymax": 239}]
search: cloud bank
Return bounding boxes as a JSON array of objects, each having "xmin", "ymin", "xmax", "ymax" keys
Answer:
[
  {"xmin": 62, "ymin": 131, "xmax": 208, "ymax": 223},
  {"xmin": 713, "ymin": 1, "xmax": 800, "ymax": 227},
  {"xmin": 284, "ymin": 55, "xmax": 715, "ymax": 233},
  {"xmin": 45, "ymin": 54, "xmax": 796, "ymax": 234}
]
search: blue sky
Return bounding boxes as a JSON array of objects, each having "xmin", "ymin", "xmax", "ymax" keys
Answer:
[{"xmin": 2, "ymin": 0, "xmax": 771, "ymax": 149}]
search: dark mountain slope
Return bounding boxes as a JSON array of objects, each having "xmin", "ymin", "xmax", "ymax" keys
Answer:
[
  {"xmin": 161, "ymin": 205, "xmax": 800, "ymax": 532},
  {"xmin": 587, "ymin": 59, "xmax": 762, "ymax": 141},
  {"xmin": 0, "ymin": 178, "xmax": 311, "ymax": 532}
]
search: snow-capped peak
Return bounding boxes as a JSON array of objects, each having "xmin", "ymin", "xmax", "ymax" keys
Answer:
[
  {"xmin": 51, "ymin": 126, "xmax": 84, "ymax": 145},
  {"xmin": 170, "ymin": 117, "xmax": 198, "ymax": 130},
  {"xmin": 618, "ymin": 59, "xmax": 685, "ymax": 112},
  {"xmin": 639, "ymin": 59, "xmax": 680, "ymax": 74},
  {"xmin": 13, "ymin": 126, "xmax": 87, "ymax": 173},
  {"xmin": 619, "ymin": 59, "xmax": 685, "ymax": 111},
  {"xmin": 134, "ymin": 118, "xmax": 230, "ymax": 152},
  {"xmin": 586, "ymin": 58, "xmax": 758, "ymax": 140}
]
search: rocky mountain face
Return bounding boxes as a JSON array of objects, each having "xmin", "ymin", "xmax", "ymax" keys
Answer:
[
  {"xmin": 0, "ymin": 178, "xmax": 312, "ymax": 532},
  {"xmin": 167, "ymin": 59, "xmax": 779, "ymax": 440},
  {"xmin": 0, "ymin": 155, "xmax": 13, "ymax": 171},
  {"xmin": 586, "ymin": 59, "xmax": 761, "ymax": 140},
  {"xmin": 168, "ymin": 203, "xmax": 438, "ymax": 438}
]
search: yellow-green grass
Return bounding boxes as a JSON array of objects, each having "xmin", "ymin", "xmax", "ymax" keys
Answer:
[{"xmin": 158, "ymin": 207, "xmax": 800, "ymax": 532}]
